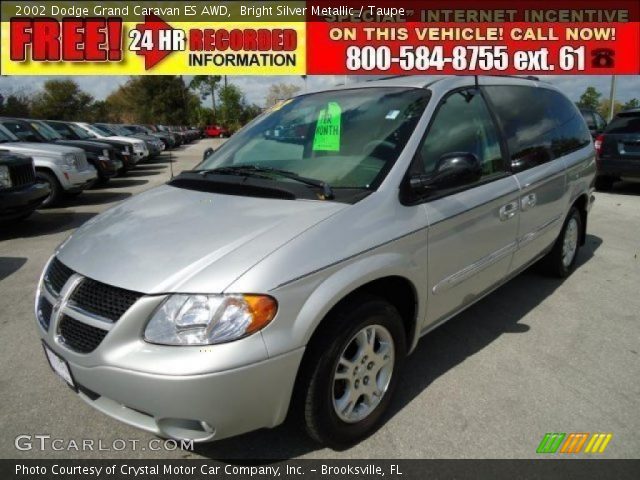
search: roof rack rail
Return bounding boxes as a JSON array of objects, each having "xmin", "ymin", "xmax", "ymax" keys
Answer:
[
  {"xmin": 490, "ymin": 74, "xmax": 541, "ymax": 82},
  {"xmin": 364, "ymin": 75, "xmax": 408, "ymax": 82}
]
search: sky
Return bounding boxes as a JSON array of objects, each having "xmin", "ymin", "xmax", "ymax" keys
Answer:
[{"xmin": 0, "ymin": 75, "xmax": 638, "ymax": 107}]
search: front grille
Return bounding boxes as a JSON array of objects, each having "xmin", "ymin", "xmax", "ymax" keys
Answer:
[
  {"xmin": 74, "ymin": 152, "xmax": 89, "ymax": 170},
  {"xmin": 45, "ymin": 258, "xmax": 74, "ymax": 295},
  {"xmin": 70, "ymin": 278, "xmax": 142, "ymax": 322},
  {"xmin": 59, "ymin": 315, "xmax": 108, "ymax": 353},
  {"xmin": 37, "ymin": 296, "xmax": 53, "ymax": 330},
  {"xmin": 10, "ymin": 162, "xmax": 36, "ymax": 188}
]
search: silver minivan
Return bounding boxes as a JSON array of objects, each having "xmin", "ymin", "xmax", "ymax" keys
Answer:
[{"xmin": 35, "ymin": 76, "xmax": 595, "ymax": 448}]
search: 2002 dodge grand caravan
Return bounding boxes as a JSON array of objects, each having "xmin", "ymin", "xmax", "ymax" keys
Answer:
[{"xmin": 36, "ymin": 76, "xmax": 595, "ymax": 448}]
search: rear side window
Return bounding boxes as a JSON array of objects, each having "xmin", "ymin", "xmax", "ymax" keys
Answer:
[
  {"xmin": 543, "ymin": 90, "xmax": 592, "ymax": 158},
  {"xmin": 484, "ymin": 86, "xmax": 590, "ymax": 171},
  {"xmin": 605, "ymin": 113, "xmax": 640, "ymax": 133}
]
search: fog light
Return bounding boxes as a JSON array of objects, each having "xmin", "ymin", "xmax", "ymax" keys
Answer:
[{"xmin": 157, "ymin": 418, "xmax": 216, "ymax": 441}]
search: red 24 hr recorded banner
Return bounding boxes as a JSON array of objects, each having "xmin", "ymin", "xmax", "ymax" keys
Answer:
[{"xmin": 0, "ymin": 0, "xmax": 639, "ymax": 75}]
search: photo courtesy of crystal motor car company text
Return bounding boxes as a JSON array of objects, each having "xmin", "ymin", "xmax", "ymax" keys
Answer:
[{"xmin": 0, "ymin": 0, "xmax": 639, "ymax": 475}]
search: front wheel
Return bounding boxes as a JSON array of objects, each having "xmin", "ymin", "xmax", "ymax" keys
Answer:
[
  {"xmin": 299, "ymin": 296, "xmax": 406, "ymax": 448},
  {"xmin": 35, "ymin": 170, "xmax": 62, "ymax": 208},
  {"xmin": 543, "ymin": 207, "xmax": 582, "ymax": 278}
]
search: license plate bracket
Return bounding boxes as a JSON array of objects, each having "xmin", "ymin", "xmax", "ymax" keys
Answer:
[{"xmin": 42, "ymin": 341, "xmax": 76, "ymax": 390}]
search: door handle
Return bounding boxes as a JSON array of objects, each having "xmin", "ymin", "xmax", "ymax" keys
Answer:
[
  {"xmin": 499, "ymin": 201, "xmax": 519, "ymax": 221},
  {"xmin": 521, "ymin": 193, "xmax": 537, "ymax": 211}
]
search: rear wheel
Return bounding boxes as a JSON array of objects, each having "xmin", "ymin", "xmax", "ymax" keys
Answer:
[
  {"xmin": 298, "ymin": 295, "xmax": 406, "ymax": 448},
  {"xmin": 543, "ymin": 207, "xmax": 582, "ymax": 278},
  {"xmin": 35, "ymin": 170, "xmax": 62, "ymax": 208}
]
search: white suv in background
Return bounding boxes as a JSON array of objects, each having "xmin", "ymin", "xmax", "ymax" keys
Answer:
[
  {"xmin": 73, "ymin": 122, "xmax": 148, "ymax": 163},
  {"xmin": 0, "ymin": 125, "xmax": 96, "ymax": 207}
]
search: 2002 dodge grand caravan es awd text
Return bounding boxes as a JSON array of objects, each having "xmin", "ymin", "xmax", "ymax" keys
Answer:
[{"xmin": 35, "ymin": 76, "xmax": 595, "ymax": 448}]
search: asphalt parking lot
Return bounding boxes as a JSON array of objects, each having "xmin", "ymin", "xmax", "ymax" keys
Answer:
[{"xmin": 1, "ymin": 138, "xmax": 639, "ymax": 459}]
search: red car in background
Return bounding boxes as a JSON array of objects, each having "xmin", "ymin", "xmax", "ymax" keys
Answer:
[{"xmin": 204, "ymin": 125, "xmax": 230, "ymax": 138}]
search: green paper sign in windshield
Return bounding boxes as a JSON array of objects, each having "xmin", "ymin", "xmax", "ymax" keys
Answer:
[{"xmin": 313, "ymin": 102, "xmax": 341, "ymax": 151}]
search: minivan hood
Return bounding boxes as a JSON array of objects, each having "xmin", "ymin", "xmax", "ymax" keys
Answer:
[
  {"xmin": 57, "ymin": 185, "xmax": 346, "ymax": 294},
  {"xmin": 1, "ymin": 142, "xmax": 82, "ymax": 157}
]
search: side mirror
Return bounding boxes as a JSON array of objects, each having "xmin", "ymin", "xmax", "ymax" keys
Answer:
[
  {"xmin": 203, "ymin": 147, "xmax": 215, "ymax": 161},
  {"xmin": 410, "ymin": 152, "xmax": 483, "ymax": 192}
]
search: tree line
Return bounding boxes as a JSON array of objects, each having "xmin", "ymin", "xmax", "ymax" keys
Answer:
[
  {"xmin": 0, "ymin": 76, "xmax": 301, "ymax": 131},
  {"xmin": 576, "ymin": 86, "xmax": 639, "ymax": 118}
]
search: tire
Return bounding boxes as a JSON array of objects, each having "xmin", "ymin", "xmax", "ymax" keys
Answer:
[
  {"xmin": 95, "ymin": 175, "xmax": 110, "ymax": 186},
  {"xmin": 35, "ymin": 170, "xmax": 63, "ymax": 208},
  {"xmin": 299, "ymin": 295, "xmax": 407, "ymax": 448},
  {"xmin": 543, "ymin": 207, "xmax": 582, "ymax": 278},
  {"xmin": 595, "ymin": 176, "xmax": 615, "ymax": 191}
]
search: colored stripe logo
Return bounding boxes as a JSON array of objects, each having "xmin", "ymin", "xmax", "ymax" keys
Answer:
[{"xmin": 537, "ymin": 433, "xmax": 612, "ymax": 454}]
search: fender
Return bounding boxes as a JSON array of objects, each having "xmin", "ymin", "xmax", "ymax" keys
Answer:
[
  {"xmin": 33, "ymin": 156, "xmax": 68, "ymax": 185},
  {"xmin": 261, "ymin": 249, "xmax": 427, "ymax": 357}
]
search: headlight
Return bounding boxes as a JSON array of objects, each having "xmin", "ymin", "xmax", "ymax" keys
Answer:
[
  {"xmin": 0, "ymin": 165, "xmax": 12, "ymax": 188},
  {"xmin": 144, "ymin": 294, "xmax": 277, "ymax": 346},
  {"xmin": 133, "ymin": 143, "xmax": 143, "ymax": 152},
  {"xmin": 62, "ymin": 153, "xmax": 76, "ymax": 168}
]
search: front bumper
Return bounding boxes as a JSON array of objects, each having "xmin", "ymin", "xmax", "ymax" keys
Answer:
[
  {"xmin": 62, "ymin": 348, "xmax": 303, "ymax": 442},
  {"xmin": 0, "ymin": 183, "xmax": 50, "ymax": 219},
  {"xmin": 92, "ymin": 158, "xmax": 120, "ymax": 179},
  {"xmin": 35, "ymin": 289, "xmax": 304, "ymax": 442},
  {"xmin": 59, "ymin": 167, "xmax": 98, "ymax": 191}
]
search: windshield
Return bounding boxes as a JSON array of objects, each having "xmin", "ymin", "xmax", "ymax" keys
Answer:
[
  {"xmin": 31, "ymin": 121, "xmax": 62, "ymax": 140},
  {"xmin": 198, "ymin": 87, "xmax": 430, "ymax": 190},
  {"xmin": 109, "ymin": 125, "xmax": 132, "ymax": 136},
  {"xmin": 91, "ymin": 124, "xmax": 115, "ymax": 136},
  {"xmin": 0, "ymin": 124, "xmax": 19, "ymax": 142},
  {"xmin": 66, "ymin": 123, "xmax": 94, "ymax": 139}
]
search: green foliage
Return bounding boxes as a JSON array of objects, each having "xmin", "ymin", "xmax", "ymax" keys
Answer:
[
  {"xmin": 219, "ymin": 84, "xmax": 245, "ymax": 131},
  {"xmin": 0, "ymin": 94, "xmax": 31, "ymax": 117},
  {"xmin": 622, "ymin": 98, "xmax": 640, "ymax": 110},
  {"xmin": 30, "ymin": 80, "xmax": 94, "ymax": 120},
  {"xmin": 597, "ymin": 99, "xmax": 624, "ymax": 119},
  {"xmin": 105, "ymin": 76, "xmax": 198, "ymax": 125},
  {"xmin": 189, "ymin": 75, "xmax": 222, "ymax": 119},
  {"xmin": 576, "ymin": 86, "xmax": 602, "ymax": 111}
]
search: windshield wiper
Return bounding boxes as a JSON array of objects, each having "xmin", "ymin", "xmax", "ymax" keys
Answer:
[{"xmin": 200, "ymin": 165, "xmax": 335, "ymax": 200}]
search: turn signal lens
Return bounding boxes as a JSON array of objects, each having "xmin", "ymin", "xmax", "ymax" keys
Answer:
[{"xmin": 244, "ymin": 295, "xmax": 278, "ymax": 334}]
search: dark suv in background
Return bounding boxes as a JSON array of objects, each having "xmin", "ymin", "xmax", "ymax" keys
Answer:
[
  {"xmin": 44, "ymin": 120, "xmax": 135, "ymax": 174},
  {"xmin": 580, "ymin": 108, "xmax": 608, "ymax": 138},
  {"xmin": 594, "ymin": 108, "xmax": 640, "ymax": 190},
  {"xmin": 0, "ymin": 150, "xmax": 50, "ymax": 222}
]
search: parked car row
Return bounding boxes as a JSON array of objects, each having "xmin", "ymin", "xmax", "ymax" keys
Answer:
[
  {"xmin": 580, "ymin": 108, "xmax": 640, "ymax": 191},
  {"xmin": 0, "ymin": 118, "xmax": 202, "ymax": 222}
]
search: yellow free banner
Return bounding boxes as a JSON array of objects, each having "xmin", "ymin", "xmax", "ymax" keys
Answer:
[{"xmin": 0, "ymin": 21, "xmax": 306, "ymax": 75}]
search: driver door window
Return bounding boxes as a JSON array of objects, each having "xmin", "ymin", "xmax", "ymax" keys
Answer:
[{"xmin": 417, "ymin": 89, "xmax": 505, "ymax": 184}]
